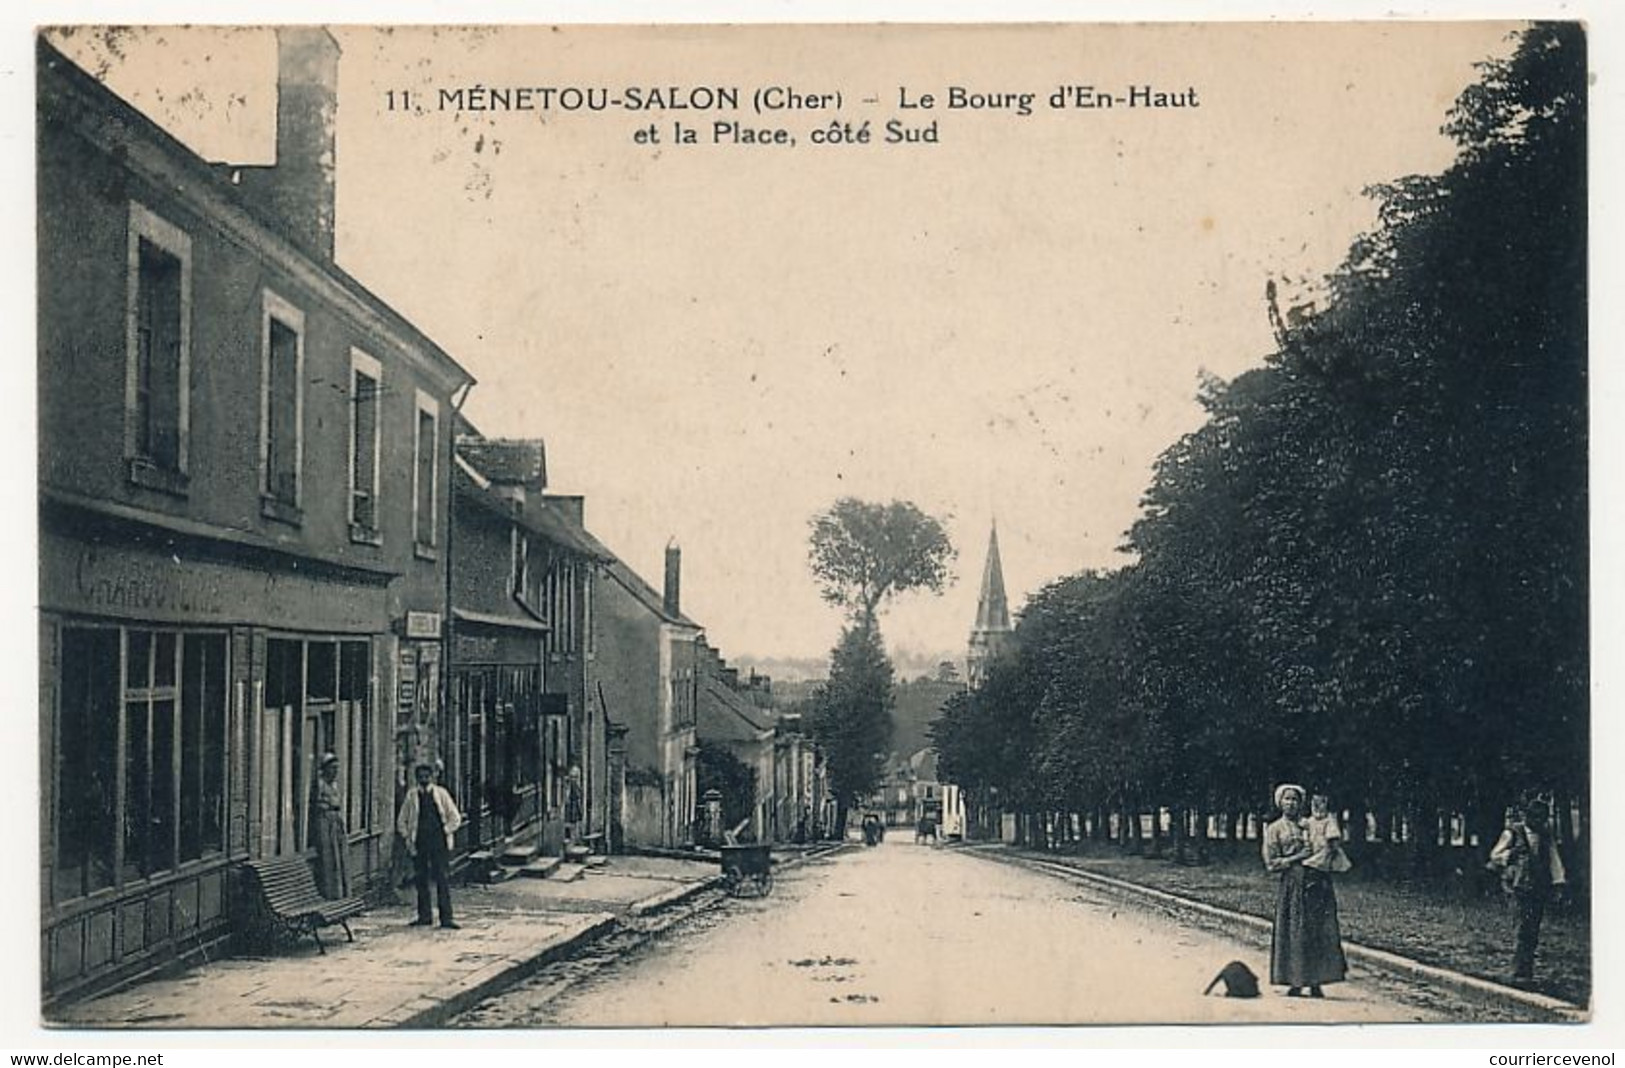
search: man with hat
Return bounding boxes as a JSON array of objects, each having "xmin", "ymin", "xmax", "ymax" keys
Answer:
[{"xmin": 396, "ymin": 759, "xmax": 464, "ymax": 929}]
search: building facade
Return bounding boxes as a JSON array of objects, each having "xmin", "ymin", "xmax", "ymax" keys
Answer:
[
  {"xmin": 445, "ymin": 438, "xmax": 612, "ymax": 865},
  {"xmin": 37, "ymin": 33, "xmax": 473, "ymax": 1001},
  {"xmin": 591, "ymin": 543, "xmax": 701, "ymax": 849},
  {"xmin": 696, "ymin": 646, "xmax": 776, "ymax": 842}
]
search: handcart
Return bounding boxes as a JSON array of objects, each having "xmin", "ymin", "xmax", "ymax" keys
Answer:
[{"xmin": 720, "ymin": 842, "xmax": 774, "ymax": 898}]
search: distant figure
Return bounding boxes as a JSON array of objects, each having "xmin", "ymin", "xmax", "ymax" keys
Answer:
[
  {"xmin": 1262, "ymin": 783, "xmax": 1346, "ymax": 998},
  {"xmin": 396, "ymin": 761, "xmax": 463, "ymax": 930},
  {"xmin": 310, "ymin": 752, "xmax": 349, "ymax": 899},
  {"xmin": 1489, "ymin": 800, "xmax": 1568, "ymax": 987},
  {"xmin": 915, "ymin": 815, "xmax": 938, "ymax": 845}
]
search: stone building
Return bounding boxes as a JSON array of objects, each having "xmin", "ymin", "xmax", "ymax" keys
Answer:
[
  {"xmin": 37, "ymin": 32, "xmax": 473, "ymax": 1001},
  {"xmin": 591, "ymin": 542, "xmax": 702, "ymax": 849}
]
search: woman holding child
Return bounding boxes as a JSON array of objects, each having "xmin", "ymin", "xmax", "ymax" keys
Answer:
[{"xmin": 1262, "ymin": 784, "xmax": 1349, "ymax": 997}]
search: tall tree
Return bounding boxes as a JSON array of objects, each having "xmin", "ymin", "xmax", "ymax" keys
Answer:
[
  {"xmin": 808, "ymin": 498, "xmax": 955, "ymax": 629},
  {"xmin": 806, "ymin": 624, "xmax": 895, "ymax": 833}
]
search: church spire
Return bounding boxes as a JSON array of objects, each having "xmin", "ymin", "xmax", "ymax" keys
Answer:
[{"xmin": 967, "ymin": 520, "xmax": 1014, "ymax": 687}]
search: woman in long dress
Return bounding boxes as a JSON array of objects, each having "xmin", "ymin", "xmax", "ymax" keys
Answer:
[
  {"xmin": 1262, "ymin": 783, "xmax": 1347, "ymax": 997},
  {"xmin": 312, "ymin": 752, "xmax": 350, "ymax": 899}
]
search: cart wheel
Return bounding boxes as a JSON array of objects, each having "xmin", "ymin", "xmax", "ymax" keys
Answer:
[
  {"xmin": 755, "ymin": 871, "xmax": 774, "ymax": 897},
  {"xmin": 722, "ymin": 870, "xmax": 743, "ymax": 897}
]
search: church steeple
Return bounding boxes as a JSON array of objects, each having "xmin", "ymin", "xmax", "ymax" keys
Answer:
[{"xmin": 967, "ymin": 520, "xmax": 1014, "ymax": 687}]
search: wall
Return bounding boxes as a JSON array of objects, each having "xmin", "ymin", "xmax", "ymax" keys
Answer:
[
  {"xmin": 37, "ymin": 108, "xmax": 455, "ymax": 618},
  {"xmin": 591, "ymin": 576, "xmax": 662, "ymax": 776}
]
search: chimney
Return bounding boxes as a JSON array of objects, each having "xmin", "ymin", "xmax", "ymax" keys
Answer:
[
  {"xmin": 663, "ymin": 539, "xmax": 681, "ymax": 618},
  {"xmin": 238, "ymin": 28, "xmax": 340, "ymax": 259}
]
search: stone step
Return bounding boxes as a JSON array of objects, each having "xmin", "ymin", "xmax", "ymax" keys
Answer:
[
  {"xmin": 584, "ymin": 855, "xmax": 609, "ymax": 869},
  {"xmin": 465, "ymin": 850, "xmax": 514, "ymax": 884},
  {"xmin": 550, "ymin": 862, "xmax": 585, "ymax": 883},
  {"xmin": 500, "ymin": 843, "xmax": 541, "ymax": 866},
  {"xmin": 518, "ymin": 856, "xmax": 562, "ymax": 879},
  {"xmin": 563, "ymin": 844, "xmax": 593, "ymax": 863}
]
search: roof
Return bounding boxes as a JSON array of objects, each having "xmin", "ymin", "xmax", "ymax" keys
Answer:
[
  {"xmin": 909, "ymin": 747, "xmax": 940, "ymax": 782},
  {"xmin": 37, "ymin": 38, "xmax": 474, "ymax": 394},
  {"xmin": 457, "ymin": 437, "xmax": 547, "ymax": 488},
  {"xmin": 451, "ymin": 464, "xmax": 608, "ymax": 562},
  {"xmin": 601, "ymin": 556, "xmax": 701, "ymax": 629},
  {"xmin": 698, "ymin": 676, "xmax": 776, "ymax": 743},
  {"xmin": 972, "ymin": 521, "xmax": 1013, "ymax": 634},
  {"xmin": 453, "ymin": 607, "xmax": 549, "ymax": 633}
]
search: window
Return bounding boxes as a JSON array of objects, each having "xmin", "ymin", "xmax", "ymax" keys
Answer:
[
  {"xmin": 511, "ymin": 530, "xmax": 529, "ymax": 600},
  {"xmin": 349, "ymin": 350, "xmax": 383, "ymax": 540},
  {"xmin": 413, "ymin": 390, "xmax": 440, "ymax": 553},
  {"xmin": 124, "ymin": 204, "xmax": 192, "ymax": 490},
  {"xmin": 260, "ymin": 291, "xmax": 305, "ymax": 521},
  {"xmin": 52, "ymin": 628, "xmax": 227, "ymax": 904}
]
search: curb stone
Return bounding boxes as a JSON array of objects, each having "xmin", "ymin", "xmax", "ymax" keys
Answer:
[
  {"xmin": 395, "ymin": 913, "xmax": 619, "ymax": 1029},
  {"xmin": 414, "ymin": 841, "xmax": 859, "ymax": 1023},
  {"xmin": 977, "ymin": 848, "xmax": 1586, "ymax": 1024},
  {"xmin": 627, "ymin": 875, "xmax": 725, "ymax": 917}
]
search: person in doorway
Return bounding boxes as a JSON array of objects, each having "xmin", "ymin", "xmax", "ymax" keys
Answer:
[
  {"xmin": 310, "ymin": 752, "xmax": 350, "ymax": 899},
  {"xmin": 396, "ymin": 760, "xmax": 463, "ymax": 929},
  {"xmin": 1262, "ymin": 783, "xmax": 1347, "ymax": 998},
  {"xmin": 1488, "ymin": 800, "xmax": 1568, "ymax": 987}
]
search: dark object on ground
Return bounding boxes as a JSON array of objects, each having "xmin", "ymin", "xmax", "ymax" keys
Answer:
[
  {"xmin": 721, "ymin": 842, "xmax": 774, "ymax": 898},
  {"xmin": 1203, "ymin": 960, "xmax": 1261, "ymax": 998},
  {"xmin": 243, "ymin": 855, "xmax": 366, "ymax": 954}
]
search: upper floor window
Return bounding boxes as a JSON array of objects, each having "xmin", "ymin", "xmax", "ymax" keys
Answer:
[
  {"xmin": 124, "ymin": 203, "xmax": 192, "ymax": 493},
  {"xmin": 259, "ymin": 291, "xmax": 305, "ymax": 523},
  {"xmin": 413, "ymin": 389, "xmax": 440, "ymax": 554},
  {"xmin": 511, "ymin": 528, "xmax": 530, "ymax": 600},
  {"xmin": 349, "ymin": 349, "xmax": 383, "ymax": 542}
]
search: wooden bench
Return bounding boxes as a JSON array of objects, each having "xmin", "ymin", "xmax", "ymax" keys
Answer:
[{"xmin": 242, "ymin": 855, "xmax": 366, "ymax": 955}]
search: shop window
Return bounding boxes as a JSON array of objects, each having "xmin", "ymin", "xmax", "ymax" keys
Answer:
[
  {"xmin": 349, "ymin": 350, "xmax": 382, "ymax": 540},
  {"xmin": 339, "ymin": 642, "xmax": 372, "ymax": 832},
  {"xmin": 53, "ymin": 628, "xmax": 227, "ymax": 903},
  {"xmin": 124, "ymin": 203, "xmax": 191, "ymax": 490},
  {"xmin": 260, "ymin": 291, "xmax": 305, "ymax": 521},
  {"xmin": 54, "ymin": 629, "xmax": 120, "ymax": 903}
]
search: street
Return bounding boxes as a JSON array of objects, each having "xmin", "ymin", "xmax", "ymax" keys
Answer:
[{"xmin": 455, "ymin": 840, "xmax": 1454, "ymax": 1027}]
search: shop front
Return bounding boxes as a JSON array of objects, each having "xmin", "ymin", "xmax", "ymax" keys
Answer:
[
  {"xmin": 39, "ymin": 514, "xmax": 394, "ymax": 1002},
  {"xmin": 445, "ymin": 615, "xmax": 546, "ymax": 855}
]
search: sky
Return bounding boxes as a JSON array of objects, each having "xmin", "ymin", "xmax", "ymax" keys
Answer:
[{"xmin": 48, "ymin": 21, "xmax": 1522, "ymax": 669}]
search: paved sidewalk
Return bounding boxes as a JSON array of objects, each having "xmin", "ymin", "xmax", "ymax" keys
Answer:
[{"xmin": 51, "ymin": 852, "xmax": 721, "ymax": 1030}]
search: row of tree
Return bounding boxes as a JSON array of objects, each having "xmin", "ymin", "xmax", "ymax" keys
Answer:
[{"xmin": 933, "ymin": 23, "xmax": 1588, "ymax": 874}]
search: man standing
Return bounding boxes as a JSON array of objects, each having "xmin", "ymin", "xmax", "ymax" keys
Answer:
[
  {"xmin": 1489, "ymin": 800, "xmax": 1568, "ymax": 987},
  {"xmin": 396, "ymin": 760, "xmax": 463, "ymax": 929}
]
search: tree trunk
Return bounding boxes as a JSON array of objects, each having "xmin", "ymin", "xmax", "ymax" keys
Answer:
[
  {"xmin": 1347, "ymin": 800, "xmax": 1368, "ymax": 846},
  {"xmin": 1172, "ymin": 805, "xmax": 1188, "ymax": 865}
]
